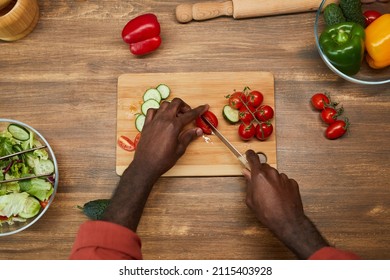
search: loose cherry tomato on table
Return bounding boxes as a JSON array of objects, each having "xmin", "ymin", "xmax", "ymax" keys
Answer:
[
  {"xmin": 255, "ymin": 122, "xmax": 273, "ymax": 141},
  {"xmin": 320, "ymin": 106, "xmax": 343, "ymax": 124},
  {"xmin": 364, "ymin": 10, "xmax": 382, "ymax": 26},
  {"xmin": 311, "ymin": 93, "xmax": 330, "ymax": 111},
  {"xmin": 228, "ymin": 91, "xmax": 247, "ymax": 109},
  {"xmin": 325, "ymin": 118, "xmax": 349, "ymax": 140},
  {"xmin": 118, "ymin": 135, "xmax": 135, "ymax": 151},
  {"xmin": 247, "ymin": 90, "xmax": 264, "ymax": 108},
  {"xmin": 239, "ymin": 105, "xmax": 255, "ymax": 124},
  {"xmin": 195, "ymin": 110, "xmax": 219, "ymax": 135},
  {"xmin": 238, "ymin": 123, "xmax": 256, "ymax": 141},
  {"xmin": 255, "ymin": 105, "xmax": 274, "ymax": 122}
]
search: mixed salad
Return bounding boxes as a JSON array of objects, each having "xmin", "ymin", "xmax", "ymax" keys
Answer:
[{"xmin": 0, "ymin": 123, "xmax": 55, "ymax": 226}]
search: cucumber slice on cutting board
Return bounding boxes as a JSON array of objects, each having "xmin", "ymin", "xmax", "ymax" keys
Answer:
[
  {"xmin": 222, "ymin": 105, "xmax": 240, "ymax": 124},
  {"xmin": 135, "ymin": 114, "xmax": 146, "ymax": 132},
  {"xmin": 143, "ymin": 88, "xmax": 162, "ymax": 103},
  {"xmin": 141, "ymin": 99, "xmax": 160, "ymax": 115},
  {"xmin": 156, "ymin": 84, "xmax": 171, "ymax": 100}
]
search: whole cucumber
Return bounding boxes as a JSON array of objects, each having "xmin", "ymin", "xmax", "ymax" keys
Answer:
[
  {"xmin": 340, "ymin": 0, "xmax": 366, "ymax": 27},
  {"xmin": 324, "ymin": 3, "xmax": 346, "ymax": 26}
]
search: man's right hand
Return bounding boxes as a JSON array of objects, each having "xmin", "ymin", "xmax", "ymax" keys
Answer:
[{"xmin": 242, "ymin": 150, "xmax": 329, "ymax": 259}]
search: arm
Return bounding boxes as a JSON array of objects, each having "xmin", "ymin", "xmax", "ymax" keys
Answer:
[
  {"xmin": 102, "ymin": 98, "xmax": 208, "ymax": 231},
  {"xmin": 242, "ymin": 150, "xmax": 330, "ymax": 259}
]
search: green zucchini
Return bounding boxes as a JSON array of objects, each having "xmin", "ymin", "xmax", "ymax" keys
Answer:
[
  {"xmin": 78, "ymin": 199, "xmax": 110, "ymax": 220},
  {"xmin": 7, "ymin": 124, "xmax": 30, "ymax": 141},
  {"xmin": 222, "ymin": 105, "xmax": 240, "ymax": 124},
  {"xmin": 324, "ymin": 3, "xmax": 346, "ymax": 27},
  {"xmin": 339, "ymin": 0, "xmax": 366, "ymax": 27},
  {"xmin": 156, "ymin": 84, "xmax": 171, "ymax": 100}
]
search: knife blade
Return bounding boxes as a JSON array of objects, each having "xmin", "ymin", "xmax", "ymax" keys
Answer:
[{"xmin": 201, "ymin": 115, "xmax": 267, "ymax": 170}]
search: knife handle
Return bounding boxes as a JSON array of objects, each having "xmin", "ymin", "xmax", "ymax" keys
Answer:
[{"xmin": 175, "ymin": 1, "xmax": 233, "ymax": 23}]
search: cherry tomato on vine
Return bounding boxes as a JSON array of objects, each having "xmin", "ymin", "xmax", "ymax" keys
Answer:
[
  {"xmin": 238, "ymin": 123, "xmax": 256, "ymax": 141},
  {"xmin": 247, "ymin": 90, "xmax": 263, "ymax": 108},
  {"xmin": 325, "ymin": 119, "xmax": 349, "ymax": 140},
  {"xmin": 195, "ymin": 110, "xmax": 219, "ymax": 135},
  {"xmin": 228, "ymin": 91, "xmax": 246, "ymax": 109},
  {"xmin": 364, "ymin": 10, "xmax": 382, "ymax": 26},
  {"xmin": 311, "ymin": 93, "xmax": 330, "ymax": 111},
  {"xmin": 255, "ymin": 122, "xmax": 273, "ymax": 141},
  {"xmin": 321, "ymin": 107, "xmax": 343, "ymax": 124},
  {"xmin": 255, "ymin": 105, "xmax": 274, "ymax": 122},
  {"xmin": 239, "ymin": 105, "xmax": 255, "ymax": 124}
]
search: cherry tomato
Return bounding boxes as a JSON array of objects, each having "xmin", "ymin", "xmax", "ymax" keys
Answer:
[
  {"xmin": 134, "ymin": 132, "xmax": 141, "ymax": 149},
  {"xmin": 118, "ymin": 135, "xmax": 135, "ymax": 151},
  {"xmin": 320, "ymin": 107, "xmax": 343, "ymax": 124},
  {"xmin": 255, "ymin": 122, "xmax": 273, "ymax": 141},
  {"xmin": 247, "ymin": 90, "xmax": 264, "ymax": 108},
  {"xmin": 195, "ymin": 110, "xmax": 219, "ymax": 135},
  {"xmin": 325, "ymin": 119, "xmax": 349, "ymax": 140},
  {"xmin": 40, "ymin": 200, "xmax": 49, "ymax": 209},
  {"xmin": 239, "ymin": 105, "xmax": 255, "ymax": 124},
  {"xmin": 0, "ymin": 216, "xmax": 8, "ymax": 221},
  {"xmin": 311, "ymin": 93, "xmax": 330, "ymax": 111},
  {"xmin": 255, "ymin": 105, "xmax": 274, "ymax": 122},
  {"xmin": 364, "ymin": 10, "xmax": 382, "ymax": 26},
  {"xmin": 238, "ymin": 123, "xmax": 256, "ymax": 141},
  {"xmin": 228, "ymin": 91, "xmax": 247, "ymax": 109}
]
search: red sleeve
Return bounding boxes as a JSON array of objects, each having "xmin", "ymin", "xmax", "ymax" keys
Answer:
[
  {"xmin": 69, "ymin": 221, "xmax": 143, "ymax": 260},
  {"xmin": 308, "ymin": 246, "xmax": 361, "ymax": 260}
]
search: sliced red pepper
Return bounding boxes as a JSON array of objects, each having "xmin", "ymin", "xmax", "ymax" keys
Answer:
[
  {"xmin": 118, "ymin": 135, "xmax": 135, "ymax": 152},
  {"xmin": 122, "ymin": 13, "xmax": 161, "ymax": 56}
]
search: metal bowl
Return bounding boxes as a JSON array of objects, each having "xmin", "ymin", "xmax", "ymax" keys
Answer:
[
  {"xmin": 314, "ymin": 0, "xmax": 390, "ymax": 85},
  {"xmin": 0, "ymin": 119, "xmax": 59, "ymax": 236}
]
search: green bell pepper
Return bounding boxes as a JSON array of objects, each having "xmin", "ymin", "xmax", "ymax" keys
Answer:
[{"xmin": 319, "ymin": 22, "xmax": 365, "ymax": 75}]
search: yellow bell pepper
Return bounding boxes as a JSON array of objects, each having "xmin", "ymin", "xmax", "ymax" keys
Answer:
[{"xmin": 365, "ymin": 14, "xmax": 390, "ymax": 69}]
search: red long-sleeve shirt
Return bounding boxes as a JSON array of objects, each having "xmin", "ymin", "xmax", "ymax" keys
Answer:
[{"xmin": 69, "ymin": 221, "xmax": 360, "ymax": 260}]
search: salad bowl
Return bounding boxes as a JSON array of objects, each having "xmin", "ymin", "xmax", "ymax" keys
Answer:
[{"xmin": 0, "ymin": 119, "xmax": 59, "ymax": 236}]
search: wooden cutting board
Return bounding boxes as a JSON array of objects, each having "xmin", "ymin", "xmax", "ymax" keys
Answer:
[{"xmin": 116, "ymin": 72, "xmax": 276, "ymax": 176}]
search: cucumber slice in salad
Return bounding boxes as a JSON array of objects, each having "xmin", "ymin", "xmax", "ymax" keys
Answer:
[
  {"xmin": 135, "ymin": 114, "xmax": 146, "ymax": 132},
  {"xmin": 156, "ymin": 84, "xmax": 171, "ymax": 100},
  {"xmin": 7, "ymin": 124, "xmax": 30, "ymax": 141},
  {"xmin": 222, "ymin": 105, "xmax": 240, "ymax": 123},
  {"xmin": 143, "ymin": 88, "xmax": 162, "ymax": 103}
]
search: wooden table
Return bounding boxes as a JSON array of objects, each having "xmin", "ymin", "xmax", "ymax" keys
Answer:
[{"xmin": 0, "ymin": 0, "xmax": 389, "ymax": 260}]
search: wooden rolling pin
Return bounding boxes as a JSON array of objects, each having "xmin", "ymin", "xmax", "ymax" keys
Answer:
[{"xmin": 176, "ymin": 0, "xmax": 338, "ymax": 23}]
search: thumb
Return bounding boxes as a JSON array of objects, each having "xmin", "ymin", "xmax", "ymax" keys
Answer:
[{"xmin": 177, "ymin": 127, "xmax": 203, "ymax": 155}]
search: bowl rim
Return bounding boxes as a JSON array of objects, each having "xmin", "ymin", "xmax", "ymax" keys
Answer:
[
  {"xmin": 314, "ymin": 0, "xmax": 390, "ymax": 85},
  {"xmin": 0, "ymin": 118, "xmax": 59, "ymax": 237}
]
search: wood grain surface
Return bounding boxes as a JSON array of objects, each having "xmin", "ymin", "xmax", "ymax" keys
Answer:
[
  {"xmin": 0, "ymin": 0, "xmax": 389, "ymax": 260},
  {"xmin": 116, "ymin": 72, "xmax": 276, "ymax": 176}
]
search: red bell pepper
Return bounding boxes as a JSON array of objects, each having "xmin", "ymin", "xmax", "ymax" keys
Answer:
[{"xmin": 121, "ymin": 13, "xmax": 162, "ymax": 56}]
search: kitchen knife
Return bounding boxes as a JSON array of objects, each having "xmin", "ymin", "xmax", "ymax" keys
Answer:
[
  {"xmin": 200, "ymin": 115, "xmax": 267, "ymax": 170},
  {"xmin": 176, "ymin": 0, "xmax": 338, "ymax": 23},
  {"xmin": 0, "ymin": 145, "xmax": 47, "ymax": 161}
]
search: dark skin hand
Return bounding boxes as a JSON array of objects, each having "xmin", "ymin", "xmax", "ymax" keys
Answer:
[
  {"xmin": 242, "ymin": 149, "xmax": 329, "ymax": 259},
  {"xmin": 102, "ymin": 98, "xmax": 208, "ymax": 231}
]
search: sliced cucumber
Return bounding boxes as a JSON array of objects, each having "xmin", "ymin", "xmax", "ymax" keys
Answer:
[
  {"xmin": 141, "ymin": 99, "xmax": 160, "ymax": 115},
  {"xmin": 157, "ymin": 84, "xmax": 171, "ymax": 100},
  {"xmin": 222, "ymin": 105, "xmax": 240, "ymax": 124},
  {"xmin": 7, "ymin": 124, "xmax": 30, "ymax": 141},
  {"xmin": 135, "ymin": 114, "xmax": 146, "ymax": 132},
  {"xmin": 143, "ymin": 88, "xmax": 162, "ymax": 103},
  {"xmin": 33, "ymin": 159, "xmax": 55, "ymax": 176}
]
